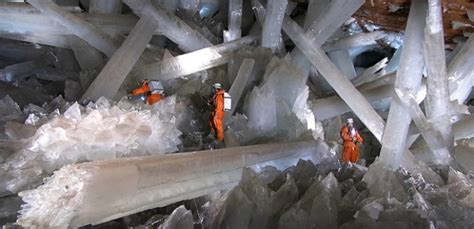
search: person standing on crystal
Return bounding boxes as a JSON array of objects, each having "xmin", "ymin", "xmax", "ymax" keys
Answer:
[
  {"xmin": 340, "ymin": 118, "xmax": 363, "ymax": 163},
  {"xmin": 207, "ymin": 83, "xmax": 226, "ymax": 143},
  {"xmin": 129, "ymin": 79, "xmax": 165, "ymax": 105}
]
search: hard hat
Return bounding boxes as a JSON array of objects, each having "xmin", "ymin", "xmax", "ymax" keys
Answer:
[
  {"xmin": 212, "ymin": 83, "xmax": 222, "ymax": 89},
  {"xmin": 347, "ymin": 118, "xmax": 354, "ymax": 124}
]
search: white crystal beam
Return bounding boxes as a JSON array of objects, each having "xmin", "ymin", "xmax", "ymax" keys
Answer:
[
  {"xmin": 138, "ymin": 35, "xmax": 258, "ymax": 81},
  {"xmin": 229, "ymin": 58, "xmax": 255, "ymax": 114},
  {"xmin": 423, "ymin": 0, "xmax": 454, "ymax": 159},
  {"xmin": 261, "ymin": 0, "xmax": 287, "ymax": 52},
  {"xmin": 378, "ymin": 0, "xmax": 428, "ymax": 169},
  {"xmin": 17, "ymin": 141, "xmax": 325, "ymax": 228}
]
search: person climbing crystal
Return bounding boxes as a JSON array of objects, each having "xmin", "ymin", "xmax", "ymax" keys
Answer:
[
  {"xmin": 340, "ymin": 118, "xmax": 363, "ymax": 163},
  {"xmin": 129, "ymin": 79, "xmax": 164, "ymax": 105},
  {"xmin": 207, "ymin": 83, "xmax": 228, "ymax": 143}
]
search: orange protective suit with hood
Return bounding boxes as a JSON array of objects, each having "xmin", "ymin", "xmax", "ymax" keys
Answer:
[
  {"xmin": 130, "ymin": 81, "xmax": 163, "ymax": 105},
  {"xmin": 340, "ymin": 125, "xmax": 363, "ymax": 163},
  {"xmin": 209, "ymin": 88, "xmax": 225, "ymax": 142}
]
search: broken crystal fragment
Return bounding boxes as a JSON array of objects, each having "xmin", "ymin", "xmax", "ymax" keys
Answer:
[{"xmin": 158, "ymin": 205, "xmax": 193, "ymax": 229}]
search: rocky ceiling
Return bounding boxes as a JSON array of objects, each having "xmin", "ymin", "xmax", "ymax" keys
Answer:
[{"xmin": 353, "ymin": 0, "xmax": 474, "ymax": 44}]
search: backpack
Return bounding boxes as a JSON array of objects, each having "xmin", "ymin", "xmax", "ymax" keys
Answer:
[{"xmin": 224, "ymin": 92, "xmax": 232, "ymax": 111}]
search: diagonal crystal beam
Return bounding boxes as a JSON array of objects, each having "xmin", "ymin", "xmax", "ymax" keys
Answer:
[
  {"xmin": 229, "ymin": 58, "xmax": 255, "ymax": 114},
  {"xmin": 81, "ymin": 16, "xmax": 158, "ymax": 101},
  {"xmin": 137, "ymin": 35, "xmax": 258, "ymax": 81},
  {"xmin": 290, "ymin": 0, "xmax": 364, "ymax": 75},
  {"xmin": 27, "ymin": 0, "xmax": 121, "ymax": 57},
  {"xmin": 123, "ymin": 0, "xmax": 213, "ymax": 52},
  {"xmin": 281, "ymin": 15, "xmax": 386, "ymax": 142}
]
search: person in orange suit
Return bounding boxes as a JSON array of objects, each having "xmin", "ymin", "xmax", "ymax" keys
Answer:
[
  {"xmin": 129, "ymin": 79, "xmax": 164, "ymax": 105},
  {"xmin": 340, "ymin": 118, "xmax": 363, "ymax": 163},
  {"xmin": 208, "ymin": 83, "xmax": 225, "ymax": 142}
]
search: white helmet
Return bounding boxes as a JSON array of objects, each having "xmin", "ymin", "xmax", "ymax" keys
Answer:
[
  {"xmin": 212, "ymin": 83, "xmax": 222, "ymax": 89},
  {"xmin": 347, "ymin": 118, "xmax": 354, "ymax": 124}
]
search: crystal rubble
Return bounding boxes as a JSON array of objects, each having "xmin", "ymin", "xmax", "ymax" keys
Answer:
[
  {"xmin": 448, "ymin": 34, "xmax": 474, "ymax": 104},
  {"xmin": 124, "ymin": 0, "xmax": 212, "ymax": 53},
  {"xmin": 377, "ymin": 0, "xmax": 428, "ymax": 170},
  {"xmin": 138, "ymin": 35, "xmax": 258, "ymax": 82},
  {"xmin": 81, "ymin": 16, "xmax": 158, "ymax": 101},
  {"xmin": 424, "ymin": 0, "xmax": 454, "ymax": 156},
  {"xmin": 281, "ymin": 15, "xmax": 386, "ymax": 142},
  {"xmin": 206, "ymin": 160, "xmax": 362, "ymax": 228},
  {"xmin": 26, "ymin": 0, "xmax": 122, "ymax": 58},
  {"xmin": 0, "ymin": 95, "xmax": 182, "ymax": 195},
  {"xmin": 16, "ymin": 140, "xmax": 324, "ymax": 228},
  {"xmin": 0, "ymin": 81, "xmax": 51, "ymax": 107}
]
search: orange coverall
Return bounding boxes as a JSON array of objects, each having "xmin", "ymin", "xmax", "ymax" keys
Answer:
[
  {"xmin": 340, "ymin": 125, "xmax": 363, "ymax": 163},
  {"xmin": 130, "ymin": 82, "xmax": 163, "ymax": 105},
  {"xmin": 209, "ymin": 89, "xmax": 225, "ymax": 142}
]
